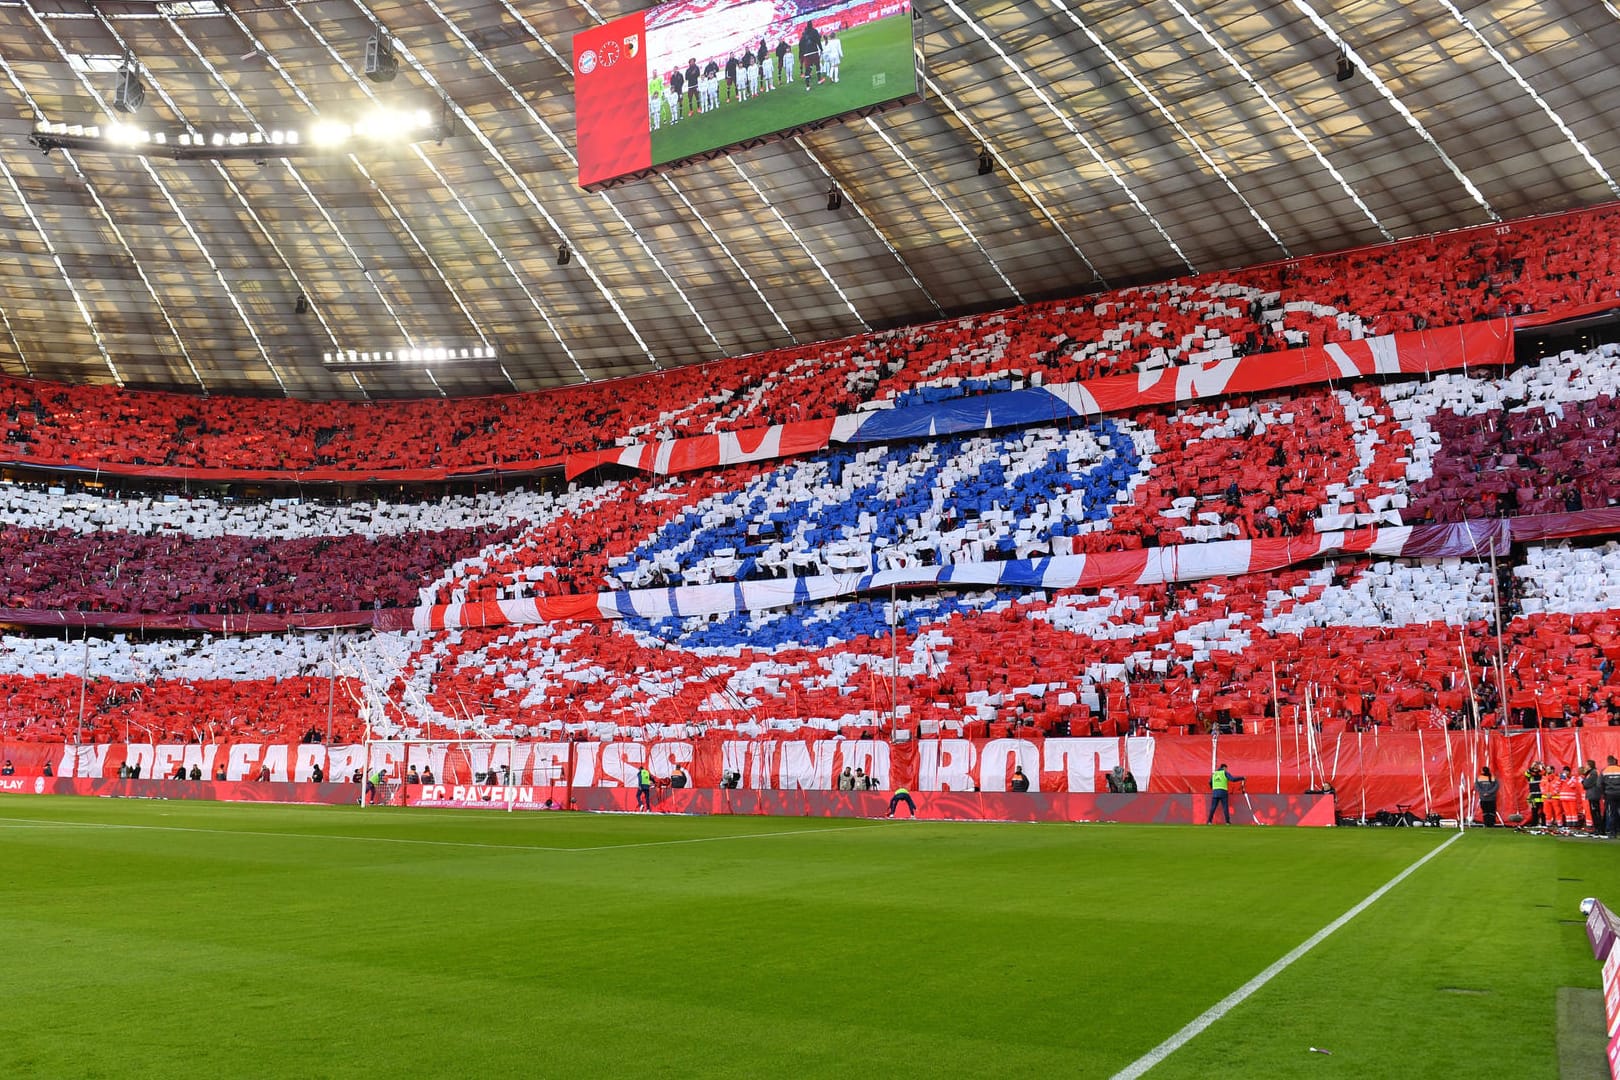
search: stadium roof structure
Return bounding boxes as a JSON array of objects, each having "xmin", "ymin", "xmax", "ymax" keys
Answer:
[{"xmin": 0, "ymin": 0, "xmax": 1617, "ymax": 401}]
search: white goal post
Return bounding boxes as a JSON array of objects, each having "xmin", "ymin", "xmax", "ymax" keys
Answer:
[{"xmin": 359, "ymin": 739, "xmax": 567, "ymax": 808}]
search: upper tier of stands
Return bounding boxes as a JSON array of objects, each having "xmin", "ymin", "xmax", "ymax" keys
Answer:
[{"xmin": 2, "ymin": 203, "xmax": 1617, "ymax": 478}]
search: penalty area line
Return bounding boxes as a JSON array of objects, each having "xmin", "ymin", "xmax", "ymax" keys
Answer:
[{"xmin": 1108, "ymin": 830, "xmax": 1464, "ymax": 1080}]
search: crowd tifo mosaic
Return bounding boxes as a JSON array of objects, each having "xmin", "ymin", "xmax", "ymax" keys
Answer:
[{"xmin": 0, "ymin": 204, "xmax": 1619, "ymax": 818}]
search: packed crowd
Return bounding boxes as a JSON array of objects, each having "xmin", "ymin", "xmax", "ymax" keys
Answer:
[{"xmin": 0, "ymin": 204, "xmax": 1615, "ymax": 478}]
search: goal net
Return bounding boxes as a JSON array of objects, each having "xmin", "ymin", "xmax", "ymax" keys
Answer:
[{"xmin": 359, "ymin": 739, "xmax": 539, "ymax": 807}]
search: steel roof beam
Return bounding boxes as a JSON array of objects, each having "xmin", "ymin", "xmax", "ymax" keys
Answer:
[
  {"xmin": 216, "ymin": 6, "xmax": 507, "ymax": 391},
  {"xmin": 285, "ymin": 2, "xmax": 592, "ymax": 382},
  {"xmin": 1290, "ymin": 0, "xmax": 1499, "ymax": 222},
  {"xmin": 1162, "ymin": 0, "xmax": 1393, "ymax": 242},
  {"xmin": 338, "ymin": 0, "xmax": 664, "ymax": 374},
  {"xmin": 935, "ymin": 0, "xmax": 1197, "ymax": 273},
  {"xmin": 1043, "ymin": 0, "xmax": 1291, "ymax": 260}
]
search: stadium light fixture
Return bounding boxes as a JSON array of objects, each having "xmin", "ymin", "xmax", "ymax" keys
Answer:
[
  {"xmin": 557, "ymin": 244, "xmax": 571, "ymax": 266},
  {"xmin": 322, "ymin": 344, "xmax": 500, "ymax": 369},
  {"xmin": 365, "ymin": 28, "xmax": 399, "ymax": 83},
  {"xmin": 29, "ymin": 109, "xmax": 441, "ymax": 161},
  {"xmin": 826, "ymin": 186, "xmax": 843, "ymax": 211},
  {"xmin": 1335, "ymin": 50, "xmax": 1355, "ymax": 82},
  {"xmin": 112, "ymin": 54, "xmax": 145, "ymax": 114},
  {"xmin": 977, "ymin": 147, "xmax": 995, "ymax": 175}
]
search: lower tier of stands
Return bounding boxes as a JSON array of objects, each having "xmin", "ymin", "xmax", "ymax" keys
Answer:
[{"xmin": 4, "ymin": 540, "xmax": 1620, "ymax": 749}]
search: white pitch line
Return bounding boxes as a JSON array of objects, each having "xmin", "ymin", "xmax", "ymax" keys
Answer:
[
  {"xmin": 0, "ymin": 815, "xmax": 895, "ymax": 854},
  {"xmin": 1109, "ymin": 831, "xmax": 1464, "ymax": 1080}
]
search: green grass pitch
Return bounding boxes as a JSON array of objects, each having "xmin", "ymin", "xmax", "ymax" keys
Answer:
[
  {"xmin": 1, "ymin": 795, "xmax": 1615, "ymax": 1079},
  {"xmin": 649, "ymin": 15, "xmax": 916, "ymax": 166}
]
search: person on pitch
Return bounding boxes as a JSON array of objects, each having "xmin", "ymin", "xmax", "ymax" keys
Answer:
[
  {"xmin": 1010, "ymin": 766, "xmax": 1031, "ymax": 792},
  {"xmin": 406, "ymin": 764, "xmax": 420, "ymax": 784},
  {"xmin": 798, "ymin": 21, "xmax": 822, "ymax": 89},
  {"xmin": 1554, "ymin": 765, "xmax": 1580, "ymax": 827},
  {"xmin": 636, "ymin": 763, "xmax": 655, "ymax": 810},
  {"xmin": 310, "ymin": 761, "xmax": 324, "ymax": 783},
  {"xmin": 701, "ymin": 58, "xmax": 719, "ymax": 112},
  {"xmin": 670, "ymin": 764, "xmax": 688, "ymax": 789},
  {"xmin": 1582, "ymin": 760, "xmax": 1603, "ymax": 834},
  {"xmin": 744, "ymin": 47, "xmax": 760, "ymax": 100},
  {"xmin": 1207, "ymin": 763, "xmax": 1244, "ymax": 823},
  {"xmin": 667, "ymin": 67, "xmax": 685, "ymax": 123},
  {"xmin": 887, "ymin": 784, "xmax": 916, "ymax": 818},
  {"xmin": 1475, "ymin": 765, "xmax": 1499, "ymax": 826},
  {"xmin": 1524, "ymin": 762, "xmax": 1546, "ymax": 827},
  {"xmin": 775, "ymin": 38, "xmax": 792, "ymax": 87},
  {"xmin": 1601, "ymin": 756, "xmax": 1620, "ymax": 837},
  {"xmin": 684, "ymin": 58, "xmax": 701, "ymax": 117},
  {"xmin": 837, "ymin": 767, "xmax": 856, "ymax": 791},
  {"xmin": 757, "ymin": 39, "xmax": 774, "ymax": 91},
  {"xmin": 421, "ymin": 764, "xmax": 435, "ymax": 784},
  {"xmin": 822, "ymin": 30, "xmax": 843, "ymax": 83},
  {"xmin": 647, "ymin": 72, "xmax": 665, "ymax": 131}
]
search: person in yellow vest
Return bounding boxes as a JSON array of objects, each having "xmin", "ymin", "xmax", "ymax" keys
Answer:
[
  {"xmin": 636, "ymin": 765, "xmax": 654, "ymax": 811},
  {"xmin": 1208, "ymin": 763, "xmax": 1244, "ymax": 824}
]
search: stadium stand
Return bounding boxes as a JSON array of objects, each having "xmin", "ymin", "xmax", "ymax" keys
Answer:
[
  {"xmin": 0, "ymin": 204, "xmax": 1615, "ymax": 480},
  {"xmin": 0, "ymin": 206, "xmax": 1619, "ymax": 752}
]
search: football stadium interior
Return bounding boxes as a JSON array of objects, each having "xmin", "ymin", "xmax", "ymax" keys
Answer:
[{"xmin": 3, "ymin": 0, "xmax": 1620, "ymax": 1074}]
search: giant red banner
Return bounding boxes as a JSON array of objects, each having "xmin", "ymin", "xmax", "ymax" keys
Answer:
[{"xmin": 2, "ymin": 730, "xmax": 1615, "ymax": 824}]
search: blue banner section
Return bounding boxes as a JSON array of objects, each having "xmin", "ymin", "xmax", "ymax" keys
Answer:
[{"xmin": 844, "ymin": 388, "xmax": 1081, "ymax": 443}]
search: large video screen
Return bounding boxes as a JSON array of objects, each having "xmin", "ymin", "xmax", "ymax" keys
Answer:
[{"xmin": 574, "ymin": 0, "xmax": 919, "ymax": 190}]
